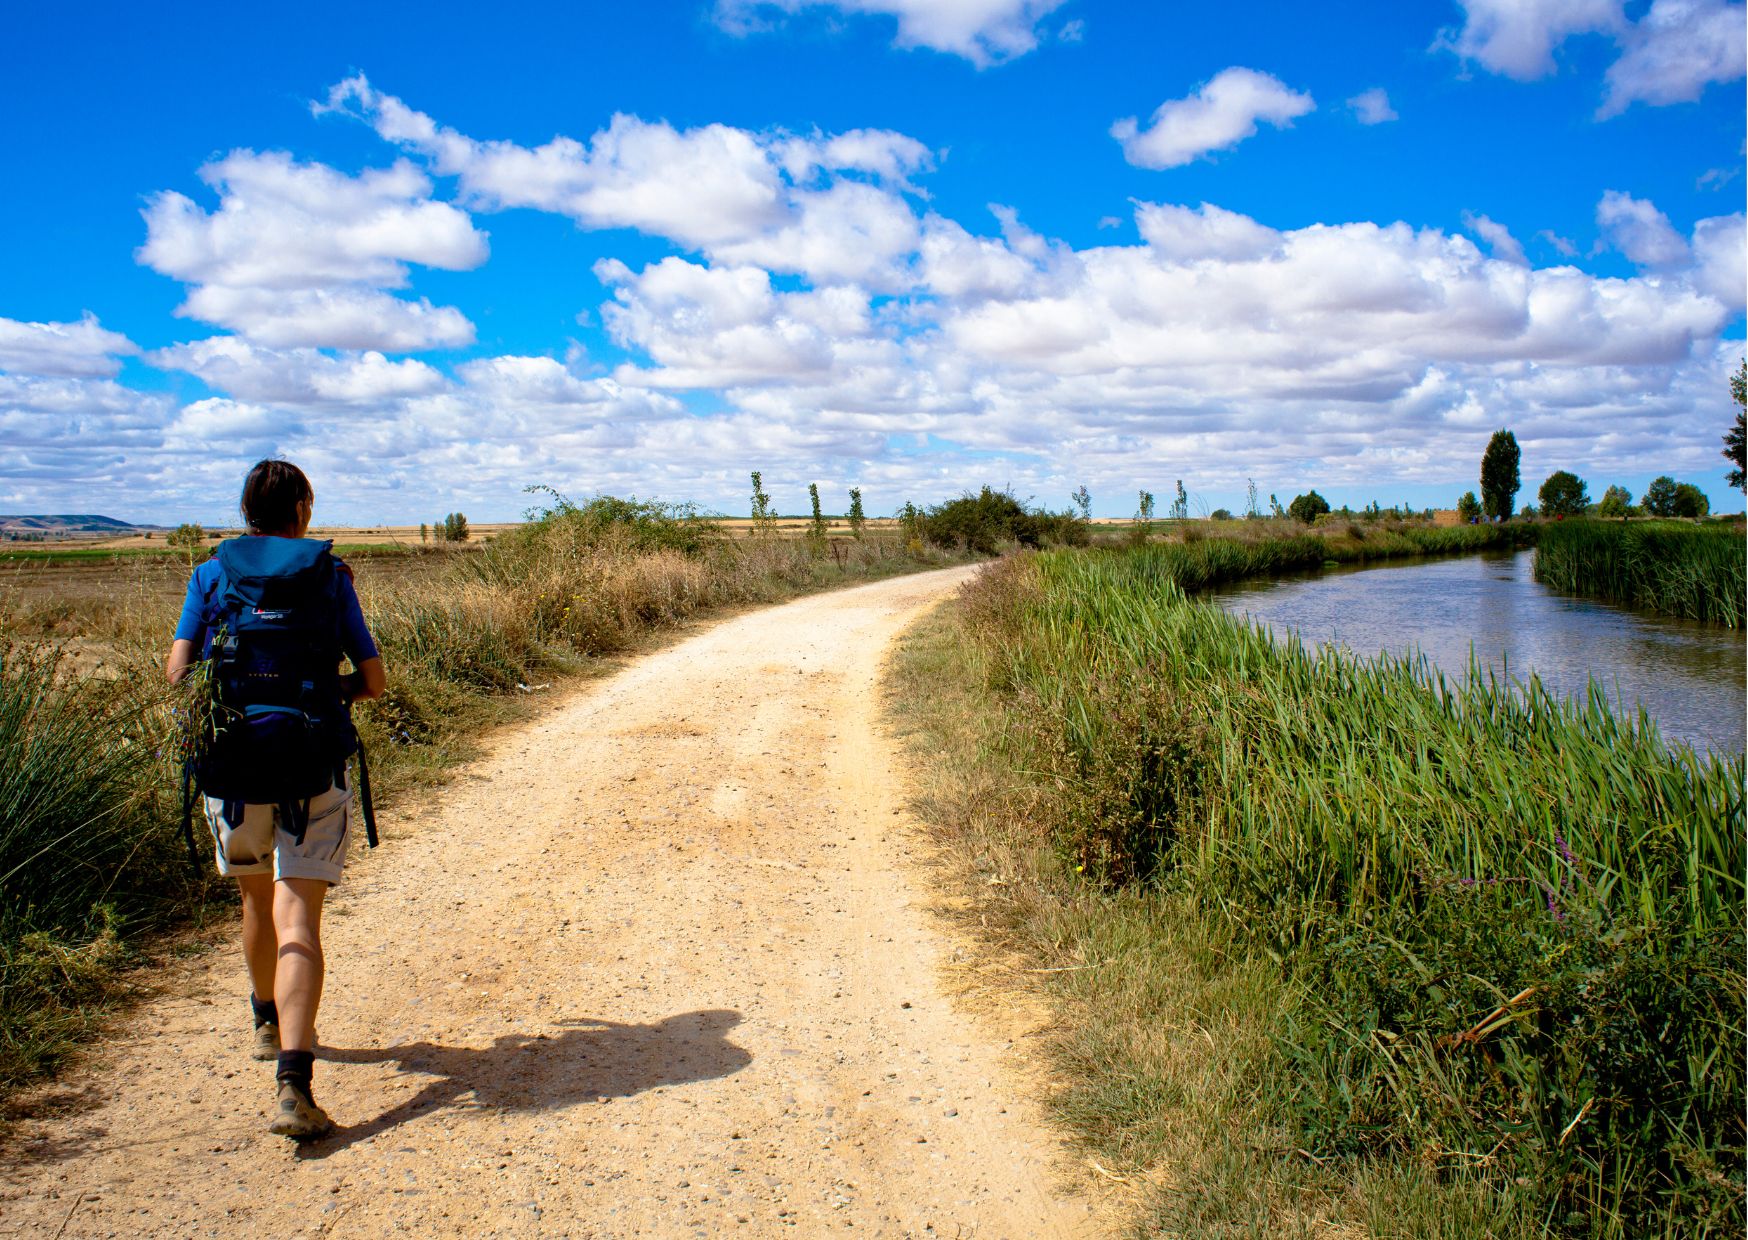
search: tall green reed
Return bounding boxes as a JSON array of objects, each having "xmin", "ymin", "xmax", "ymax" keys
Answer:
[
  {"xmin": 1534, "ymin": 519, "xmax": 1745, "ymax": 627},
  {"xmin": 0, "ymin": 644, "xmax": 198, "ymax": 1086},
  {"xmin": 966, "ymin": 544, "xmax": 1744, "ymax": 1235}
]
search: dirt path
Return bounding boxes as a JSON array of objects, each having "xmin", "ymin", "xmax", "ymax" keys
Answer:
[{"xmin": 2, "ymin": 567, "xmax": 1108, "ymax": 1239}]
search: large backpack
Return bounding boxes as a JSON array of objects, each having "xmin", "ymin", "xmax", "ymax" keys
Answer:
[{"xmin": 180, "ymin": 537, "xmax": 377, "ymax": 871}]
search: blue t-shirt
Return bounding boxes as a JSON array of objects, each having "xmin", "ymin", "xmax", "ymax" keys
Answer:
[{"xmin": 173, "ymin": 543, "xmax": 379, "ymax": 665}]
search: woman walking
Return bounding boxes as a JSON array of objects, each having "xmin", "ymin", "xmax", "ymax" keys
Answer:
[{"xmin": 166, "ymin": 459, "xmax": 385, "ymax": 1140}]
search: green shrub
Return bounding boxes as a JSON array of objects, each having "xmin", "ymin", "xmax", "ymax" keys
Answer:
[{"xmin": 922, "ymin": 486, "xmax": 1085, "ymax": 554}]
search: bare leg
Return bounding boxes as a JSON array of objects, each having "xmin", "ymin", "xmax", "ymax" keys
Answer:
[
  {"xmin": 272, "ymin": 877, "xmax": 329, "ymax": 1052},
  {"xmin": 237, "ymin": 874, "xmax": 278, "ymax": 1003}
]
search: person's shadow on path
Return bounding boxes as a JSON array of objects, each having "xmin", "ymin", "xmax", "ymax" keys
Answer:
[{"xmin": 300, "ymin": 1009, "xmax": 749, "ymax": 1158}]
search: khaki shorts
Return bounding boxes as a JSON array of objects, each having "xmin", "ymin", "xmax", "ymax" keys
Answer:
[{"xmin": 205, "ymin": 779, "xmax": 353, "ymax": 885}]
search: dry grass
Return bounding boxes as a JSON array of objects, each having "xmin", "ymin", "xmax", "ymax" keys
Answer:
[{"xmin": 0, "ymin": 506, "xmax": 967, "ymax": 1098}]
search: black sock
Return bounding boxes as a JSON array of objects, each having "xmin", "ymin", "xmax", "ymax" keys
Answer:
[
  {"xmin": 276, "ymin": 1049, "xmax": 314, "ymax": 1090},
  {"xmin": 250, "ymin": 994, "xmax": 278, "ymax": 1029}
]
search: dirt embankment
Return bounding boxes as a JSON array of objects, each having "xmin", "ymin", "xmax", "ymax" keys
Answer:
[{"xmin": 1, "ymin": 566, "xmax": 1109, "ymax": 1238}]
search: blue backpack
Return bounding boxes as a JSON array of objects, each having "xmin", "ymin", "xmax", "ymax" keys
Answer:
[{"xmin": 180, "ymin": 537, "xmax": 377, "ymax": 869}]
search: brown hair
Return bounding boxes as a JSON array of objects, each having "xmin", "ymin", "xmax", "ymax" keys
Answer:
[{"xmin": 240, "ymin": 459, "xmax": 313, "ymax": 534}]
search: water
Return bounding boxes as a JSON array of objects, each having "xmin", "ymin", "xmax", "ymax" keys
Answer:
[{"xmin": 1205, "ymin": 548, "xmax": 1746, "ymax": 756}]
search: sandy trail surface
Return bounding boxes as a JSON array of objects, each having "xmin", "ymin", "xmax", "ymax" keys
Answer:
[{"xmin": 3, "ymin": 567, "xmax": 1107, "ymax": 1239}]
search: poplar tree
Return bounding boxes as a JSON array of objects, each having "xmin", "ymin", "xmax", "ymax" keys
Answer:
[{"xmin": 1480, "ymin": 430, "xmax": 1521, "ymax": 520}]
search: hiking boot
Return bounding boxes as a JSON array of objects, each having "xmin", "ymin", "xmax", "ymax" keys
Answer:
[
  {"xmin": 251, "ymin": 1021, "xmax": 280, "ymax": 1061},
  {"xmin": 268, "ymin": 1079, "xmax": 333, "ymax": 1141}
]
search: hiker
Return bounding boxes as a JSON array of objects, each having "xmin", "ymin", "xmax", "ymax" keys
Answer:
[{"xmin": 165, "ymin": 459, "xmax": 385, "ymax": 1140}]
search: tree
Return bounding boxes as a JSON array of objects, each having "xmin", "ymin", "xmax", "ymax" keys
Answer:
[
  {"xmin": 1210, "ymin": 507, "xmax": 1233, "ymax": 521},
  {"xmin": 1171, "ymin": 480, "xmax": 1188, "ymax": 521},
  {"xmin": 898, "ymin": 501, "xmax": 924, "ymax": 550},
  {"xmin": 1245, "ymin": 479, "xmax": 1260, "ymax": 519},
  {"xmin": 847, "ymin": 487, "xmax": 865, "ymax": 539},
  {"xmin": 1672, "ymin": 482, "xmax": 1710, "ymax": 519},
  {"xmin": 1644, "ymin": 476, "xmax": 1679, "ymax": 517},
  {"xmin": 1269, "ymin": 493, "xmax": 1286, "ymax": 519},
  {"xmin": 436, "ymin": 512, "xmax": 469, "ymax": 542},
  {"xmin": 1537, "ymin": 470, "xmax": 1589, "ymax": 517},
  {"xmin": 1133, "ymin": 490, "xmax": 1155, "ymax": 545},
  {"xmin": 1596, "ymin": 485, "xmax": 1632, "ymax": 520},
  {"xmin": 1071, "ymin": 485, "xmax": 1092, "ymax": 522},
  {"xmin": 749, "ymin": 471, "xmax": 774, "ymax": 533},
  {"xmin": 1726, "ymin": 358, "xmax": 1745, "ymax": 489},
  {"xmin": 1287, "ymin": 490, "xmax": 1330, "ymax": 524},
  {"xmin": 806, "ymin": 482, "xmax": 827, "ymax": 555},
  {"xmin": 1480, "ymin": 429, "xmax": 1521, "ymax": 519},
  {"xmin": 419, "ymin": 521, "xmax": 429, "ymax": 544},
  {"xmin": 1456, "ymin": 491, "xmax": 1482, "ymax": 523}
]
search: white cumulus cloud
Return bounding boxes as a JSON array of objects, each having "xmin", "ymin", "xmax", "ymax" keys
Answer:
[
  {"xmin": 323, "ymin": 76, "xmax": 931, "ymax": 291},
  {"xmin": 1443, "ymin": 0, "xmax": 1744, "ymax": 116},
  {"xmin": 712, "ymin": 0, "xmax": 1071, "ymax": 66},
  {"xmin": 177, "ymin": 286, "xmax": 475, "ymax": 352},
  {"xmin": 0, "ymin": 313, "xmax": 138, "ymax": 378},
  {"xmin": 1347, "ymin": 87, "xmax": 1399, "ymax": 124},
  {"xmin": 1442, "ymin": 0, "xmax": 1626, "ymax": 78},
  {"xmin": 1112, "ymin": 68, "xmax": 1315, "ymax": 170},
  {"xmin": 1463, "ymin": 212, "xmax": 1529, "ymax": 265},
  {"xmin": 1600, "ymin": 0, "xmax": 1748, "ymax": 115},
  {"xmin": 137, "ymin": 150, "xmax": 485, "ymax": 352},
  {"xmin": 1690, "ymin": 214, "xmax": 1746, "ymax": 310},
  {"xmin": 139, "ymin": 151, "xmax": 486, "ymax": 289},
  {"xmin": 323, "ymin": 77, "xmax": 788, "ymax": 249},
  {"xmin": 1597, "ymin": 190, "xmax": 1692, "ymax": 268},
  {"xmin": 151, "ymin": 337, "xmax": 449, "ymax": 406}
]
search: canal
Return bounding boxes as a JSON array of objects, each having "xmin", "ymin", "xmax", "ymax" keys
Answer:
[{"xmin": 1205, "ymin": 547, "xmax": 1746, "ymax": 755}]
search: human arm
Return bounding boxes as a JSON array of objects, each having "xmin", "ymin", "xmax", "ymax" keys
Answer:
[
  {"xmin": 343, "ymin": 657, "xmax": 386, "ymax": 703},
  {"xmin": 335, "ymin": 570, "xmax": 385, "ymax": 703},
  {"xmin": 166, "ymin": 638, "xmax": 197, "ymax": 684},
  {"xmin": 166, "ymin": 565, "xmax": 213, "ymax": 683}
]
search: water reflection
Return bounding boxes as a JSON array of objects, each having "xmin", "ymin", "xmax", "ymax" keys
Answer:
[{"xmin": 1206, "ymin": 548, "xmax": 1746, "ymax": 755}]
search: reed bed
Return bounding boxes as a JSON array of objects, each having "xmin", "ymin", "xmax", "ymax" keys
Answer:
[
  {"xmin": 1534, "ymin": 519, "xmax": 1746, "ymax": 627},
  {"xmin": 0, "ymin": 501, "xmax": 957, "ymax": 1094},
  {"xmin": 908, "ymin": 543, "xmax": 1743, "ymax": 1236}
]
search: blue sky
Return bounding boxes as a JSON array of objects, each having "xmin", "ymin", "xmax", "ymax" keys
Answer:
[{"xmin": 2, "ymin": 0, "xmax": 1743, "ymax": 523}]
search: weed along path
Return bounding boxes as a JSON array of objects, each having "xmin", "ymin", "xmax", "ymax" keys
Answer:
[{"xmin": 3, "ymin": 565, "xmax": 1105, "ymax": 1239}]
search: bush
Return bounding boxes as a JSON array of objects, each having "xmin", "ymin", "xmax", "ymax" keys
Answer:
[
  {"xmin": 166, "ymin": 523, "xmax": 205, "ymax": 552},
  {"xmin": 922, "ymin": 487, "xmax": 1085, "ymax": 554},
  {"xmin": 1456, "ymin": 490, "xmax": 1483, "ymax": 523}
]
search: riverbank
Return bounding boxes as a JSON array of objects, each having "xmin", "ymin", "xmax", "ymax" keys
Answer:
[
  {"xmin": 889, "ymin": 543, "xmax": 1744, "ymax": 1238},
  {"xmin": 0, "ymin": 500, "xmax": 969, "ymax": 1098},
  {"xmin": 1533, "ymin": 518, "xmax": 1746, "ymax": 627}
]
